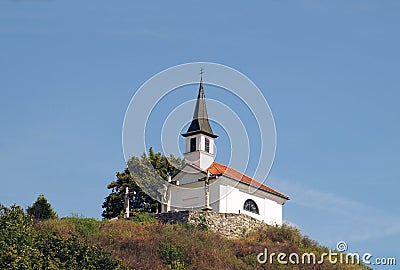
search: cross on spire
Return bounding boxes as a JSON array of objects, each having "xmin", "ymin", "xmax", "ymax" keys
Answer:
[{"xmin": 200, "ymin": 68, "xmax": 204, "ymax": 82}]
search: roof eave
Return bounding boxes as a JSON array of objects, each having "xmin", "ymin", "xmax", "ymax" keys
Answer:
[
  {"xmin": 218, "ymin": 174, "xmax": 289, "ymax": 200},
  {"xmin": 181, "ymin": 130, "xmax": 218, "ymax": 138}
]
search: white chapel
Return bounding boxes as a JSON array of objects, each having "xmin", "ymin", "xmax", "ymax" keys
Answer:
[{"xmin": 160, "ymin": 79, "xmax": 289, "ymax": 225}]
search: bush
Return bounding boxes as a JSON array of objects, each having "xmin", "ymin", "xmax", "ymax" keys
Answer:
[
  {"xmin": 159, "ymin": 241, "xmax": 186, "ymax": 270},
  {"xmin": 0, "ymin": 204, "xmax": 126, "ymax": 270},
  {"xmin": 63, "ymin": 216, "xmax": 100, "ymax": 237},
  {"xmin": 195, "ymin": 215, "xmax": 208, "ymax": 231},
  {"xmin": 130, "ymin": 211, "xmax": 156, "ymax": 223}
]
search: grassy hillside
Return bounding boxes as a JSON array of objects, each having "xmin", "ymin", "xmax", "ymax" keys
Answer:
[{"xmin": 35, "ymin": 213, "xmax": 371, "ymax": 270}]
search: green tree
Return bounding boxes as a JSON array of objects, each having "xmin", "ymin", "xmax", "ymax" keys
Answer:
[
  {"xmin": 102, "ymin": 147, "xmax": 183, "ymax": 219},
  {"xmin": 27, "ymin": 194, "xmax": 57, "ymax": 220}
]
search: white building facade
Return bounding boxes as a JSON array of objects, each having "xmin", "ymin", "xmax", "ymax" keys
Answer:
[{"xmin": 161, "ymin": 80, "xmax": 288, "ymax": 225}]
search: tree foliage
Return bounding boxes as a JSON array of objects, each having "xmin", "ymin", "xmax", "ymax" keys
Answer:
[
  {"xmin": 27, "ymin": 194, "xmax": 57, "ymax": 220},
  {"xmin": 0, "ymin": 204, "xmax": 126, "ymax": 270},
  {"xmin": 102, "ymin": 147, "xmax": 183, "ymax": 219}
]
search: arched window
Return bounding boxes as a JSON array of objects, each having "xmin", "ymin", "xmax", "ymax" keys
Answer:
[{"xmin": 243, "ymin": 199, "xmax": 259, "ymax": 214}]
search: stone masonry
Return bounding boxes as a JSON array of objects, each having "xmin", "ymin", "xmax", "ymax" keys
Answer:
[{"xmin": 153, "ymin": 211, "xmax": 266, "ymax": 238}]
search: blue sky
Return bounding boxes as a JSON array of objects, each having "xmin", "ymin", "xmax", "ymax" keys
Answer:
[{"xmin": 1, "ymin": 1, "xmax": 399, "ymax": 267}]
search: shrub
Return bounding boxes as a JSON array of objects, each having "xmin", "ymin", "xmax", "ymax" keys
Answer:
[
  {"xmin": 0, "ymin": 204, "xmax": 126, "ymax": 270},
  {"xmin": 130, "ymin": 211, "xmax": 156, "ymax": 223},
  {"xmin": 195, "ymin": 215, "xmax": 209, "ymax": 231},
  {"xmin": 63, "ymin": 216, "xmax": 100, "ymax": 237},
  {"xmin": 159, "ymin": 241, "xmax": 186, "ymax": 270}
]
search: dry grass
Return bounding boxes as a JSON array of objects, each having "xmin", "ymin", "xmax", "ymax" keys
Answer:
[{"xmin": 35, "ymin": 217, "xmax": 371, "ymax": 270}]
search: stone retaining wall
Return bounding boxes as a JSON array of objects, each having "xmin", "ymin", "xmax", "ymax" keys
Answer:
[{"xmin": 153, "ymin": 211, "xmax": 266, "ymax": 238}]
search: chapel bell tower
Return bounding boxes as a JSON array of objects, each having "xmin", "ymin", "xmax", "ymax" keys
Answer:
[{"xmin": 181, "ymin": 78, "xmax": 218, "ymax": 170}]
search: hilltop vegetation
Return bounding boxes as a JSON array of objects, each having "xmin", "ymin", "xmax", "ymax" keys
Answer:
[
  {"xmin": 3, "ymin": 156, "xmax": 371, "ymax": 270},
  {"xmin": 1, "ymin": 204, "xmax": 371, "ymax": 269},
  {"xmin": 102, "ymin": 148, "xmax": 183, "ymax": 219},
  {"xmin": 0, "ymin": 205, "xmax": 125, "ymax": 270}
]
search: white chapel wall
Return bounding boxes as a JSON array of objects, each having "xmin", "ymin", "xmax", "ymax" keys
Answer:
[
  {"xmin": 169, "ymin": 173, "xmax": 284, "ymax": 225},
  {"xmin": 218, "ymin": 177, "xmax": 283, "ymax": 225}
]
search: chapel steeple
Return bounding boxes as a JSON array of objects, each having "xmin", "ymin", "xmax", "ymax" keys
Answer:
[
  {"xmin": 182, "ymin": 79, "xmax": 218, "ymax": 138},
  {"xmin": 181, "ymin": 76, "xmax": 217, "ymax": 170}
]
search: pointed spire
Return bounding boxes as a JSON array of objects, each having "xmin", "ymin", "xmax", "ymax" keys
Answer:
[{"xmin": 182, "ymin": 76, "xmax": 218, "ymax": 138}]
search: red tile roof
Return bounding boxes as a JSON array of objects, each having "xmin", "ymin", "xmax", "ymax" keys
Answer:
[{"xmin": 207, "ymin": 162, "xmax": 289, "ymax": 200}]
